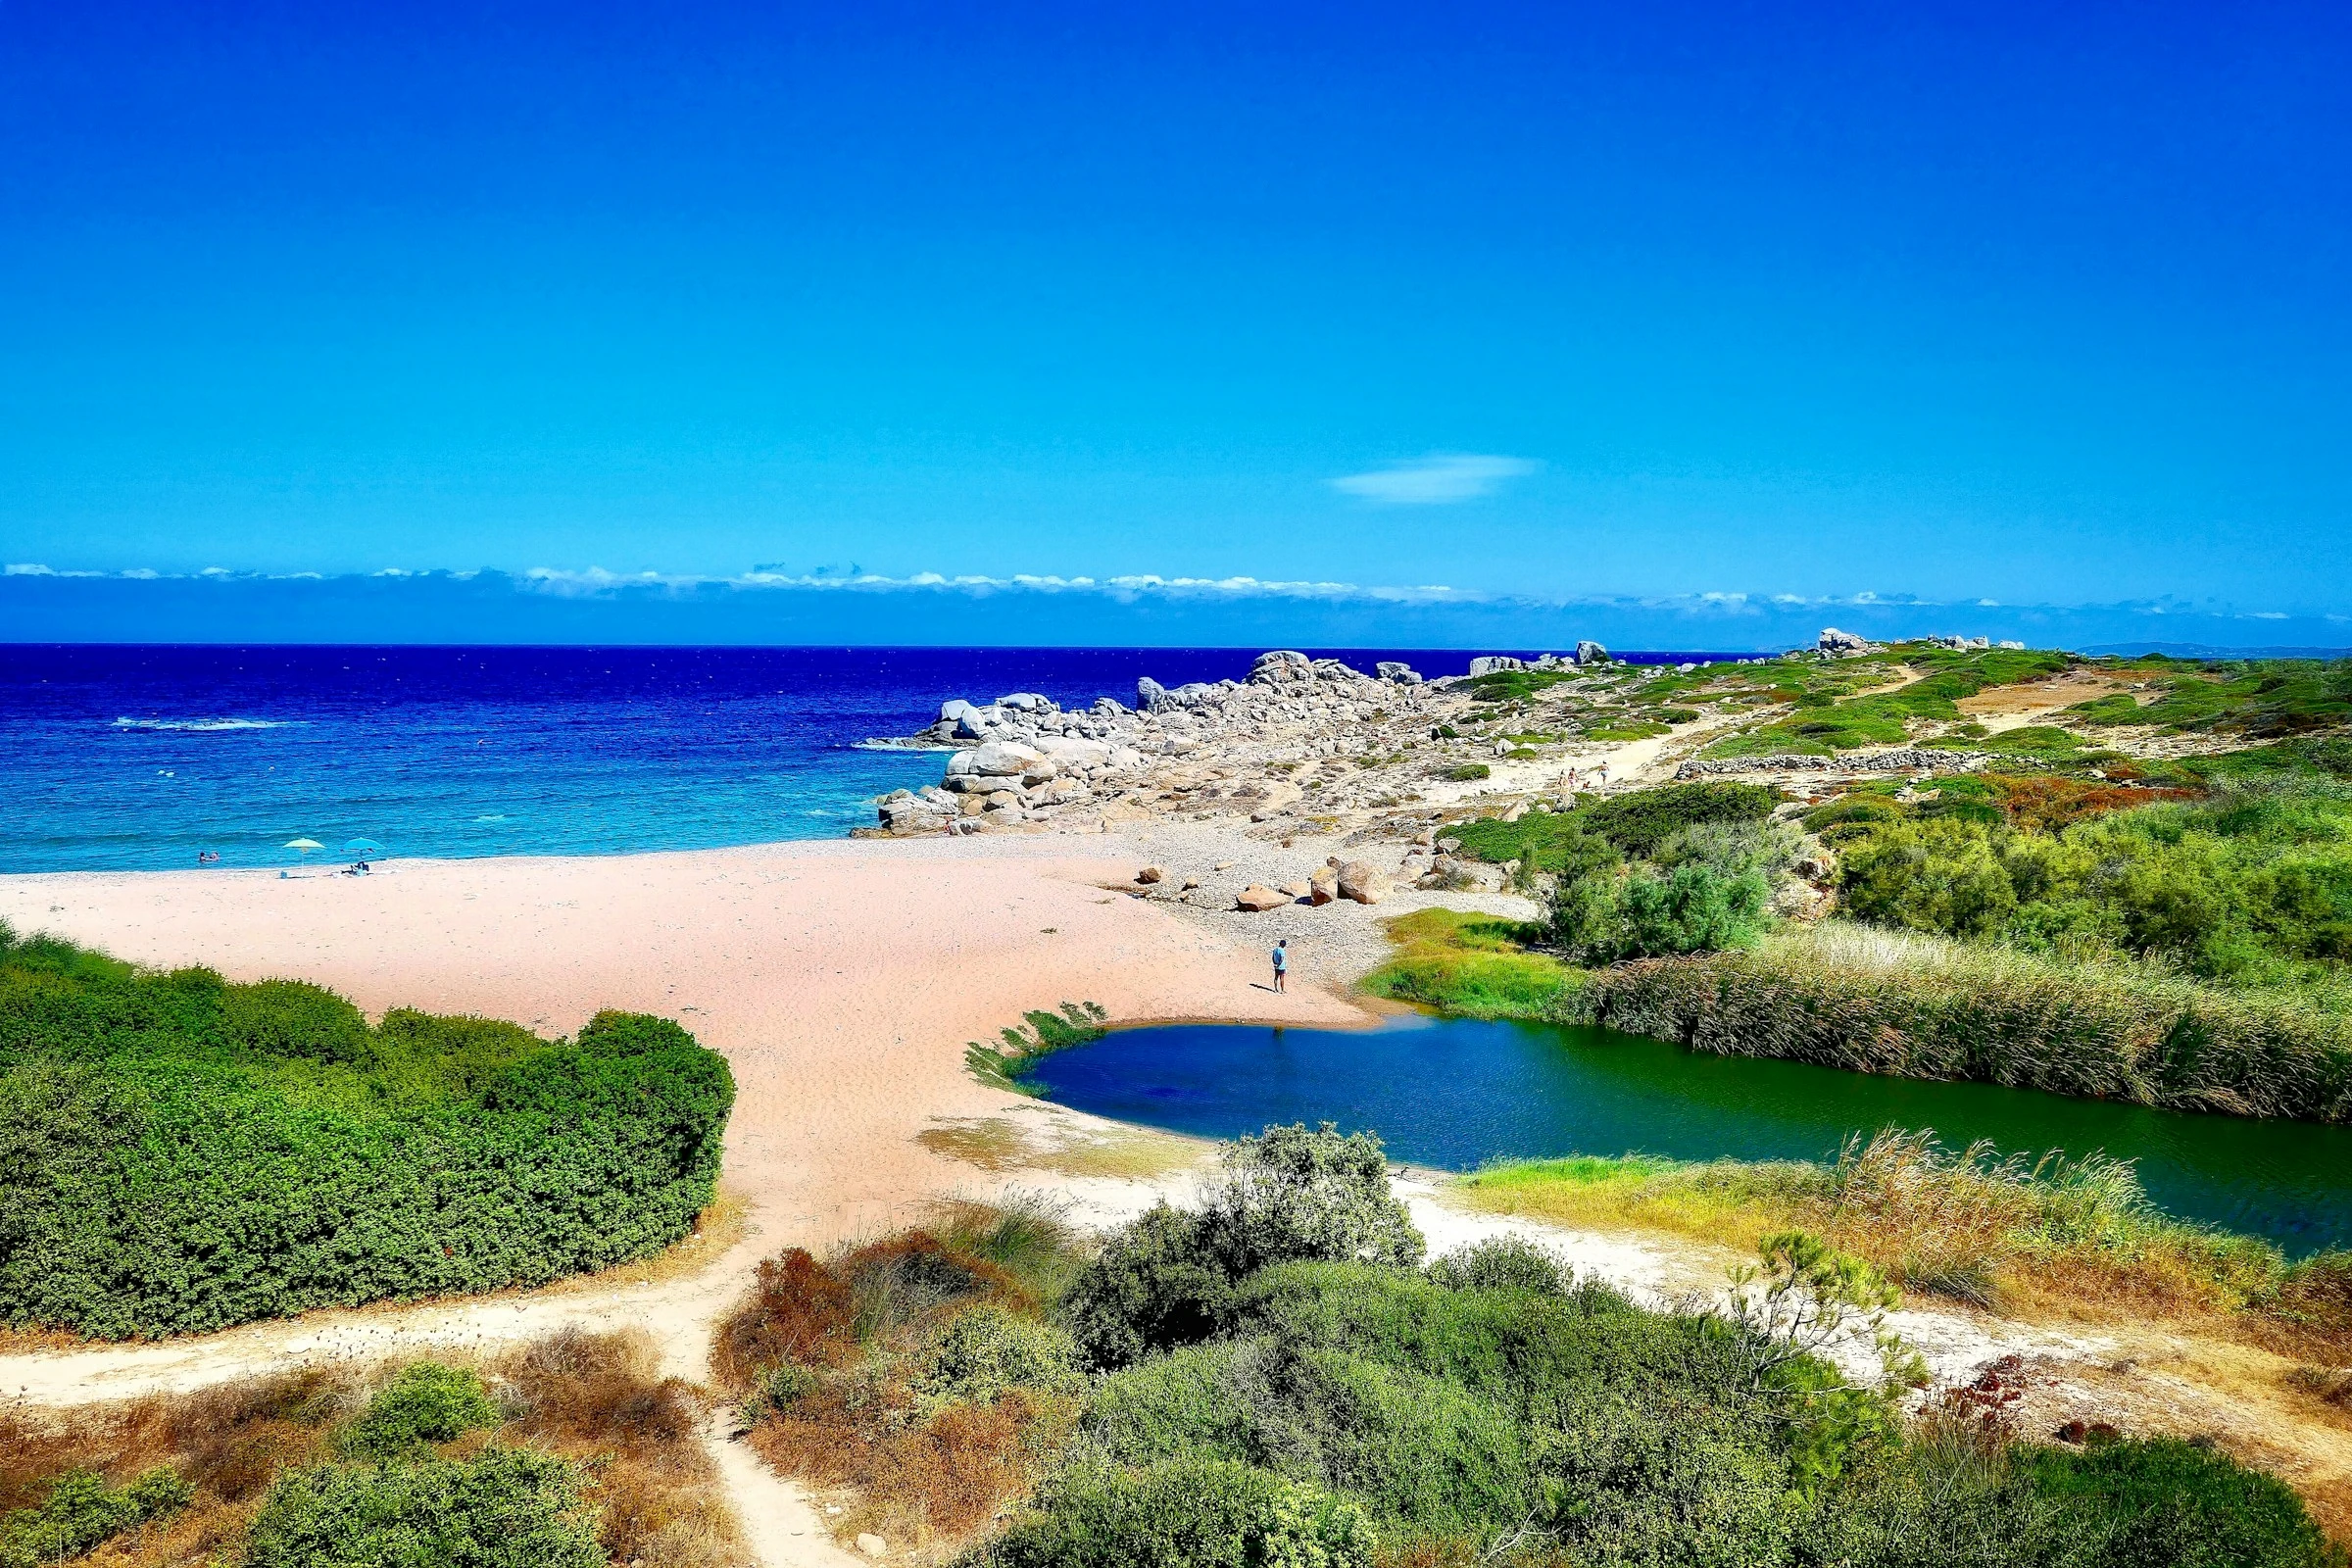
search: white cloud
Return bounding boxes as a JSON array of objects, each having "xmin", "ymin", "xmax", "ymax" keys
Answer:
[
  {"xmin": 5, "ymin": 563, "xmax": 55, "ymax": 575},
  {"xmin": 1330, "ymin": 454, "xmax": 1539, "ymax": 506}
]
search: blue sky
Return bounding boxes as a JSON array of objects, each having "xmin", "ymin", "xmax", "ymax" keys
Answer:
[{"xmin": 4, "ymin": 1, "xmax": 2349, "ymax": 644}]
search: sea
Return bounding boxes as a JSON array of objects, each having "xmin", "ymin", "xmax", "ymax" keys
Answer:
[{"xmin": 0, "ymin": 644, "xmax": 1744, "ymax": 874}]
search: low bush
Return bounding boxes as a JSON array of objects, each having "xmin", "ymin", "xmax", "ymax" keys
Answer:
[
  {"xmin": 1575, "ymin": 780, "xmax": 1780, "ymax": 857},
  {"xmin": 1060, "ymin": 1125, "xmax": 1424, "ymax": 1371},
  {"xmin": 1828, "ymin": 778, "xmax": 2352, "ymax": 988},
  {"xmin": 1425, "ymin": 1235, "xmax": 1575, "ymax": 1297},
  {"xmin": 1549, "ymin": 860, "xmax": 1772, "ymax": 962},
  {"xmin": 341, "ymin": 1362, "xmax": 501, "ymax": 1460},
  {"xmin": 242, "ymin": 1447, "xmax": 605, "ymax": 1568},
  {"xmin": 1080, "ymin": 1340, "xmax": 1534, "ymax": 1538},
  {"xmin": 0, "ymin": 930, "xmax": 735, "ymax": 1338},
  {"xmin": 1442, "ymin": 762, "xmax": 1491, "ymax": 782},
  {"xmin": 2017, "ymin": 1434, "xmax": 2340, "ymax": 1567},
  {"xmin": 975, "ymin": 1453, "xmax": 1375, "ymax": 1568},
  {"xmin": 0, "ymin": 1330, "xmax": 736, "ymax": 1568},
  {"xmin": 916, "ymin": 1305, "xmax": 1087, "ymax": 1414},
  {"xmin": 0, "ymin": 1465, "xmax": 190, "ymax": 1568}
]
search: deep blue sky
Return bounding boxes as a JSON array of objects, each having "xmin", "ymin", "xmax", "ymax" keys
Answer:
[{"xmin": 4, "ymin": 1, "xmax": 2349, "ymax": 642}]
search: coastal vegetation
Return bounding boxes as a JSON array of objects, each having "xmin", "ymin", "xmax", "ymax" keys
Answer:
[
  {"xmin": 0, "ymin": 1329, "xmax": 736, "ymax": 1568},
  {"xmin": 1386, "ymin": 768, "xmax": 2352, "ymax": 1123},
  {"xmin": 1458, "ymin": 1129, "xmax": 2352, "ymax": 1356},
  {"xmin": 965, "ymin": 1003, "xmax": 1112, "ymax": 1095},
  {"xmin": 719, "ymin": 1126, "xmax": 2339, "ymax": 1567},
  {"xmin": 0, "ymin": 925, "xmax": 734, "ymax": 1338}
]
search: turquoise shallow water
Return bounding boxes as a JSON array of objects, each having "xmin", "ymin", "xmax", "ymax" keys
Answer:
[{"xmin": 1029, "ymin": 1012, "xmax": 2352, "ymax": 1254}]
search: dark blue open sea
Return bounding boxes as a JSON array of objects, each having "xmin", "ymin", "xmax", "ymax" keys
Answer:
[{"xmin": 0, "ymin": 645, "xmax": 1741, "ymax": 873}]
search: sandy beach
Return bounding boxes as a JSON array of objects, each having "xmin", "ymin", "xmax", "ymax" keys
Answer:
[{"xmin": 0, "ymin": 829, "xmax": 1384, "ymax": 1254}]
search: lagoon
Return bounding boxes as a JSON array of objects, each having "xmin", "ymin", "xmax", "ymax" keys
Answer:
[{"xmin": 1029, "ymin": 1012, "xmax": 2352, "ymax": 1254}]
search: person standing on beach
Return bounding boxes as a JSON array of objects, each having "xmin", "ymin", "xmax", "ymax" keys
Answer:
[{"xmin": 1271, "ymin": 939, "xmax": 1288, "ymax": 993}]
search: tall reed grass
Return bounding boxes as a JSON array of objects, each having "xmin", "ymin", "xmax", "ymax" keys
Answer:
[
  {"xmin": 1567, "ymin": 923, "xmax": 2352, "ymax": 1123},
  {"xmin": 1460, "ymin": 1128, "xmax": 2352, "ymax": 1355}
]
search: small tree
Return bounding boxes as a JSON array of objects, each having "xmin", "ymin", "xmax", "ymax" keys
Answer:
[
  {"xmin": 1203, "ymin": 1122, "xmax": 1424, "ymax": 1277},
  {"xmin": 1550, "ymin": 862, "xmax": 1770, "ymax": 962},
  {"xmin": 1727, "ymin": 1230, "xmax": 1923, "ymax": 1391}
]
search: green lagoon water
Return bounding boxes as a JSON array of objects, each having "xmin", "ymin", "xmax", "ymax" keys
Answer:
[{"xmin": 1030, "ymin": 1012, "xmax": 2352, "ymax": 1254}]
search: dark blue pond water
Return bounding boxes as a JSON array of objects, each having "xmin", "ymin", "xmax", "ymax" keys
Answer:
[{"xmin": 1029, "ymin": 1013, "xmax": 2352, "ymax": 1254}]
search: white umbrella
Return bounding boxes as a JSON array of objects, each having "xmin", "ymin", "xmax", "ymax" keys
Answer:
[{"xmin": 283, "ymin": 838, "xmax": 324, "ymax": 853}]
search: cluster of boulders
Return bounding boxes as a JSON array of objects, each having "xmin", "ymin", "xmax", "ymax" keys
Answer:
[
  {"xmin": 1465, "ymin": 642, "xmax": 1610, "ymax": 677},
  {"xmin": 1673, "ymin": 747, "xmax": 2002, "ymax": 780},
  {"xmin": 1228, "ymin": 856, "xmax": 1396, "ymax": 911},
  {"xmin": 877, "ymin": 730, "xmax": 1149, "ymax": 831},
  {"xmin": 874, "ymin": 649, "xmax": 1458, "ymax": 834},
  {"xmin": 912, "ymin": 689, "xmax": 1134, "ymax": 747},
  {"xmin": 1137, "ymin": 648, "xmax": 1423, "ymax": 715}
]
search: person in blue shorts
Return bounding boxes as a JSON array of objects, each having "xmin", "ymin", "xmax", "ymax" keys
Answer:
[{"xmin": 1271, "ymin": 939, "xmax": 1288, "ymax": 993}]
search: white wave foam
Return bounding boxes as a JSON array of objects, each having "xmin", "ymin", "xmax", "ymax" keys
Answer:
[
  {"xmin": 114, "ymin": 716, "xmax": 299, "ymax": 732},
  {"xmin": 855, "ymin": 737, "xmax": 957, "ymax": 753}
]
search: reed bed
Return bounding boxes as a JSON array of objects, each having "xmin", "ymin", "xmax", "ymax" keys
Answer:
[
  {"xmin": 1460, "ymin": 1128, "xmax": 2352, "ymax": 1356},
  {"xmin": 1566, "ymin": 923, "xmax": 2352, "ymax": 1123}
]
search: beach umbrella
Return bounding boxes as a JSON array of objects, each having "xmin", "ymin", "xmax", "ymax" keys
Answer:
[
  {"xmin": 283, "ymin": 838, "xmax": 324, "ymax": 854},
  {"xmin": 343, "ymin": 838, "xmax": 385, "ymax": 858}
]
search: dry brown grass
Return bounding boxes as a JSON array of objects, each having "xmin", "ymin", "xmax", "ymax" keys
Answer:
[
  {"xmin": 715, "ymin": 1219, "xmax": 1086, "ymax": 1562},
  {"xmin": 496, "ymin": 1329, "xmax": 742, "ymax": 1568},
  {"xmin": 0, "ymin": 1330, "xmax": 742, "ymax": 1568},
  {"xmin": 753, "ymin": 1386, "xmax": 1076, "ymax": 1552}
]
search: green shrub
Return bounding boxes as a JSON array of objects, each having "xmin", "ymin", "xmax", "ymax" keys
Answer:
[
  {"xmin": 1550, "ymin": 862, "xmax": 1772, "ymax": 962},
  {"xmin": 1444, "ymin": 763, "xmax": 1491, "ymax": 782},
  {"xmin": 2017, "ymin": 1435, "xmax": 2341, "ymax": 1567},
  {"xmin": 0, "ymin": 933, "xmax": 735, "ymax": 1338},
  {"xmin": 1577, "ymin": 781, "xmax": 1780, "ymax": 857},
  {"xmin": 1201, "ymin": 1123, "xmax": 1424, "ymax": 1279},
  {"xmin": 1060, "ymin": 1204, "xmax": 1237, "ymax": 1372},
  {"xmin": 1840, "ymin": 817, "xmax": 2022, "ymax": 937},
  {"xmin": 975, "ymin": 1453, "xmax": 1375, "ymax": 1568},
  {"xmin": 1443, "ymin": 811, "xmax": 1622, "ymax": 879},
  {"xmin": 1082, "ymin": 1340, "xmax": 1534, "ymax": 1537},
  {"xmin": 0, "ymin": 1466, "xmax": 190, "ymax": 1568},
  {"xmin": 1218, "ymin": 1264, "xmax": 1809, "ymax": 1564},
  {"xmin": 917, "ymin": 1303, "xmax": 1086, "ymax": 1413},
  {"xmin": 341, "ymin": 1362, "xmax": 501, "ymax": 1460},
  {"xmin": 1061, "ymin": 1125, "xmax": 1424, "ymax": 1371},
  {"xmin": 1426, "ymin": 1235, "xmax": 1575, "ymax": 1297},
  {"xmin": 1832, "ymin": 779, "xmax": 2352, "ymax": 985},
  {"xmin": 242, "ymin": 1447, "xmax": 604, "ymax": 1568}
]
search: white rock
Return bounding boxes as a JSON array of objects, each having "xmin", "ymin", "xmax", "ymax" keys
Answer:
[
  {"xmin": 972, "ymin": 740, "xmax": 1044, "ymax": 777},
  {"xmin": 856, "ymin": 1534, "xmax": 889, "ymax": 1558}
]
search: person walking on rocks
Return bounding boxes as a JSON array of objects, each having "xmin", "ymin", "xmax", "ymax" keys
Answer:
[{"xmin": 1271, "ymin": 939, "xmax": 1289, "ymax": 994}]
